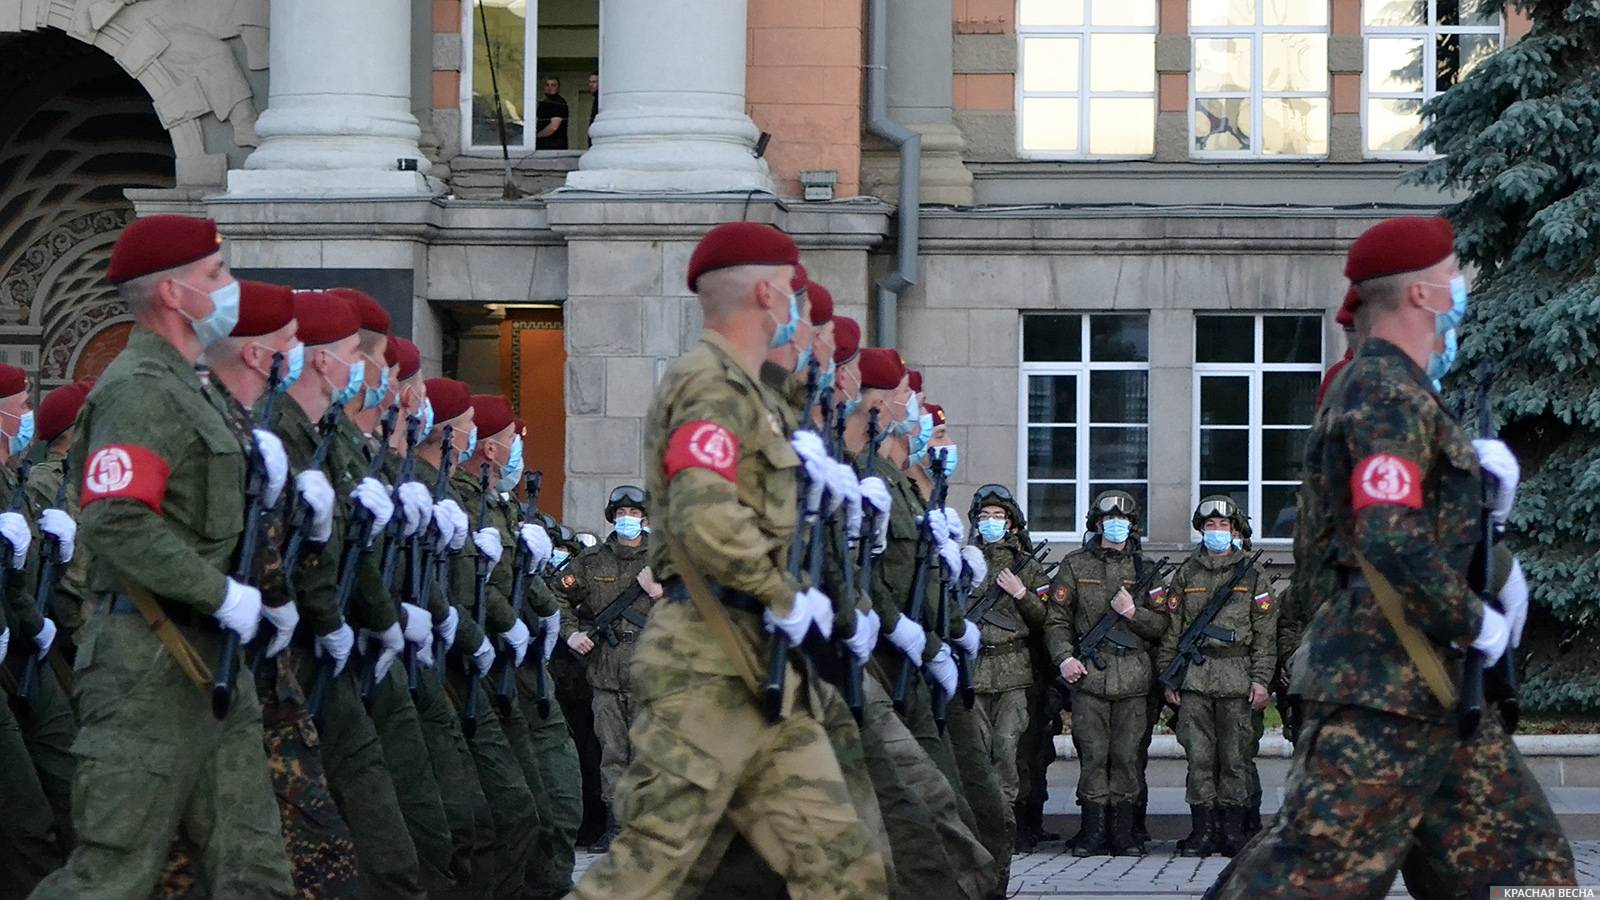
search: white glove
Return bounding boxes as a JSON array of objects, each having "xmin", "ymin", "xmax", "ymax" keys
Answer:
[
  {"xmin": 954, "ymin": 620, "xmax": 981, "ymax": 660},
  {"xmin": 471, "ymin": 636, "xmax": 496, "ymax": 678},
  {"xmin": 400, "ymin": 602, "xmax": 432, "ymax": 647},
  {"xmin": 500, "ymin": 618, "xmax": 531, "ymax": 667},
  {"xmin": 763, "ymin": 588, "xmax": 833, "ymax": 646},
  {"xmin": 942, "ymin": 507, "xmax": 964, "ymax": 544},
  {"xmin": 260, "ymin": 601, "xmax": 299, "ymax": 659},
  {"xmin": 430, "ymin": 499, "xmax": 458, "ymax": 553},
  {"xmin": 844, "ymin": 492, "xmax": 864, "ymax": 540},
  {"xmin": 1472, "ymin": 605, "xmax": 1509, "ymax": 668},
  {"xmin": 38, "ymin": 509, "xmax": 75, "ymax": 564},
  {"xmin": 416, "ymin": 634, "xmax": 436, "ymax": 669},
  {"xmin": 938, "ymin": 537, "xmax": 962, "ymax": 580},
  {"xmin": 314, "ymin": 623, "xmax": 354, "ymax": 676},
  {"xmin": 1501, "ymin": 557, "xmax": 1529, "ymax": 648},
  {"xmin": 518, "ymin": 523, "xmax": 553, "ymax": 574},
  {"xmin": 960, "ymin": 546, "xmax": 988, "ymax": 586},
  {"xmin": 825, "ymin": 459, "xmax": 858, "ymax": 516},
  {"xmin": 350, "ymin": 477, "xmax": 395, "ymax": 538},
  {"xmin": 372, "ymin": 622, "xmax": 403, "ymax": 682},
  {"xmin": 397, "ymin": 482, "xmax": 432, "ymax": 538},
  {"xmin": 294, "ymin": 470, "xmax": 335, "ymax": 544},
  {"xmin": 924, "ymin": 508, "xmax": 948, "ymax": 545},
  {"xmin": 859, "ymin": 476, "xmax": 890, "ymax": 515},
  {"xmin": 447, "ymin": 503, "xmax": 469, "ymax": 551},
  {"xmin": 436, "ymin": 605, "xmax": 459, "ymax": 652},
  {"xmin": 0, "ymin": 512, "xmax": 30, "ymax": 569},
  {"xmin": 790, "ymin": 431, "xmax": 828, "ymax": 465},
  {"xmin": 886, "ymin": 615, "xmax": 926, "ymax": 666},
  {"xmin": 843, "ymin": 610, "xmax": 880, "ymax": 664},
  {"xmin": 252, "ymin": 429, "xmax": 288, "ymax": 508},
  {"xmin": 473, "ymin": 527, "xmax": 503, "ymax": 570},
  {"xmin": 215, "ymin": 578, "xmax": 263, "ymax": 643},
  {"xmin": 927, "ymin": 644, "xmax": 958, "ymax": 698},
  {"xmin": 0, "ymin": 627, "xmax": 8, "ymax": 664},
  {"xmin": 540, "ymin": 611, "xmax": 561, "ymax": 660},
  {"xmin": 800, "ymin": 456, "xmax": 828, "ymax": 515},
  {"xmin": 33, "ymin": 618, "xmax": 56, "ymax": 660},
  {"xmin": 1472, "ymin": 439, "xmax": 1520, "ymax": 525}
]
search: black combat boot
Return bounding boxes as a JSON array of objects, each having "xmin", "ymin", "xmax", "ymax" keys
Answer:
[
  {"xmin": 1014, "ymin": 822, "xmax": 1038, "ymax": 854},
  {"xmin": 1132, "ymin": 797, "xmax": 1150, "ymax": 846},
  {"xmin": 1108, "ymin": 802, "xmax": 1143, "ymax": 856},
  {"xmin": 590, "ymin": 811, "xmax": 620, "ymax": 853},
  {"xmin": 1220, "ymin": 806, "xmax": 1249, "ymax": 857},
  {"xmin": 1245, "ymin": 800, "xmax": 1262, "ymax": 838},
  {"xmin": 1178, "ymin": 805, "xmax": 1213, "ymax": 857},
  {"xmin": 1071, "ymin": 804, "xmax": 1108, "ymax": 858}
]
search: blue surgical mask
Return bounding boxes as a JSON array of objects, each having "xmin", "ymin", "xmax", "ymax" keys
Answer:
[
  {"xmin": 768, "ymin": 290, "xmax": 801, "ymax": 349},
  {"xmin": 458, "ymin": 428, "xmax": 477, "ymax": 464},
  {"xmin": 496, "ymin": 435, "xmax": 524, "ymax": 493},
  {"xmin": 1427, "ymin": 329, "xmax": 1458, "ymax": 383},
  {"xmin": 1202, "ymin": 529, "xmax": 1233, "ymax": 553},
  {"xmin": 549, "ymin": 548, "xmax": 570, "ymax": 569},
  {"xmin": 818, "ymin": 361, "xmax": 836, "ymax": 393},
  {"xmin": 909, "ymin": 445, "xmax": 927, "ymax": 467},
  {"xmin": 362, "ymin": 362, "xmax": 390, "ymax": 411},
  {"xmin": 935, "ymin": 445, "xmax": 958, "ymax": 478},
  {"xmin": 977, "ymin": 518, "xmax": 1006, "ymax": 544},
  {"xmin": 842, "ymin": 392, "xmax": 861, "ymax": 418},
  {"xmin": 614, "ymin": 515, "xmax": 643, "ymax": 541},
  {"xmin": 796, "ymin": 345, "xmax": 814, "ymax": 375},
  {"xmin": 418, "ymin": 398, "xmax": 435, "ymax": 441},
  {"xmin": 1434, "ymin": 275, "xmax": 1469, "ymax": 335},
  {"xmin": 178, "ymin": 279, "xmax": 241, "ymax": 350},
  {"xmin": 277, "ymin": 344, "xmax": 304, "ymax": 393},
  {"xmin": 1101, "ymin": 517, "xmax": 1131, "ymax": 544},
  {"xmin": 1232, "ymin": 537, "xmax": 1244, "ymax": 551},
  {"xmin": 6, "ymin": 409, "xmax": 33, "ymax": 457},
  {"xmin": 893, "ymin": 393, "xmax": 920, "ymax": 436},
  {"xmin": 328, "ymin": 356, "xmax": 364, "ymax": 407}
]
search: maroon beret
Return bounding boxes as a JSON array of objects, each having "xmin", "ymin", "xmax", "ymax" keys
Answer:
[
  {"xmin": 792, "ymin": 263, "xmax": 808, "ymax": 294},
  {"xmin": 383, "ymin": 340, "xmax": 398, "ymax": 368},
  {"xmin": 390, "ymin": 336, "xmax": 422, "ymax": 380},
  {"xmin": 328, "ymin": 288, "xmax": 391, "ymax": 335},
  {"xmin": 1316, "ymin": 350, "xmax": 1355, "ymax": 411},
  {"xmin": 107, "ymin": 215, "xmax": 223, "ymax": 285},
  {"xmin": 230, "ymin": 280, "xmax": 295, "ymax": 338},
  {"xmin": 0, "ymin": 364, "xmax": 26, "ymax": 398},
  {"xmin": 1345, "ymin": 216, "xmax": 1455, "ymax": 283},
  {"xmin": 37, "ymin": 381, "xmax": 90, "ymax": 443},
  {"xmin": 806, "ymin": 281, "xmax": 833, "ymax": 325},
  {"xmin": 1336, "ymin": 286, "xmax": 1358, "ymax": 328},
  {"xmin": 858, "ymin": 348, "xmax": 905, "ymax": 391},
  {"xmin": 471, "ymin": 394, "xmax": 515, "ymax": 440},
  {"xmin": 686, "ymin": 222, "xmax": 799, "ymax": 292},
  {"xmin": 513, "ymin": 418, "xmax": 526, "ymax": 437},
  {"xmin": 293, "ymin": 290, "xmax": 360, "ymax": 346},
  {"xmin": 925, "ymin": 403, "xmax": 946, "ymax": 427},
  {"xmin": 832, "ymin": 316, "xmax": 861, "ymax": 365},
  {"xmin": 424, "ymin": 378, "xmax": 472, "ymax": 423},
  {"xmin": 907, "ymin": 370, "xmax": 923, "ymax": 393}
]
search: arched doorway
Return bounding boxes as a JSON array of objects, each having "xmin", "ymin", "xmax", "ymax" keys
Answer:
[{"xmin": 0, "ymin": 30, "xmax": 175, "ymax": 388}]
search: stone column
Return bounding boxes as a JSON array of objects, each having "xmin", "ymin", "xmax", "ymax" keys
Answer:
[
  {"xmin": 565, "ymin": 0, "xmax": 771, "ymax": 193},
  {"xmin": 228, "ymin": 0, "xmax": 431, "ymax": 195},
  {"xmin": 861, "ymin": 0, "xmax": 973, "ymax": 206}
]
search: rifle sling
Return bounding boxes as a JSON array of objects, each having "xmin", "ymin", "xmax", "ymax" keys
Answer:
[
  {"xmin": 121, "ymin": 585, "xmax": 213, "ymax": 690},
  {"xmin": 1353, "ymin": 552, "xmax": 1457, "ymax": 709},
  {"xmin": 664, "ymin": 533, "xmax": 764, "ymax": 700}
]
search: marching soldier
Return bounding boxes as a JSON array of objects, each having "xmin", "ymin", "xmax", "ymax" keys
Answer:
[
  {"xmin": 544, "ymin": 517, "xmax": 609, "ymax": 846},
  {"xmin": 29, "ymin": 381, "xmax": 92, "ymax": 647}
]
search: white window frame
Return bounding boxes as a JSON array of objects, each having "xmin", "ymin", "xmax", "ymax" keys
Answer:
[
  {"xmin": 1190, "ymin": 0, "xmax": 1329, "ymax": 159},
  {"xmin": 1017, "ymin": 313, "xmax": 1151, "ymax": 544},
  {"xmin": 461, "ymin": 0, "xmax": 541, "ymax": 154},
  {"xmin": 1361, "ymin": 1, "xmax": 1504, "ymax": 160},
  {"xmin": 1190, "ymin": 313, "xmax": 1323, "ymax": 545},
  {"xmin": 1015, "ymin": 0, "xmax": 1158, "ymax": 160}
]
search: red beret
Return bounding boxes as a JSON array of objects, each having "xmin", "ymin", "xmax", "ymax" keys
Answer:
[
  {"xmin": 383, "ymin": 340, "xmax": 398, "ymax": 368},
  {"xmin": 107, "ymin": 215, "xmax": 223, "ymax": 285},
  {"xmin": 37, "ymin": 381, "xmax": 90, "ymax": 443},
  {"xmin": 0, "ymin": 364, "xmax": 26, "ymax": 398},
  {"xmin": 1316, "ymin": 349, "xmax": 1356, "ymax": 411},
  {"xmin": 806, "ymin": 281, "xmax": 833, "ymax": 325},
  {"xmin": 230, "ymin": 280, "xmax": 295, "ymax": 338},
  {"xmin": 424, "ymin": 378, "xmax": 472, "ymax": 423},
  {"xmin": 1345, "ymin": 216, "xmax": 1455, "ymax": 283},
  {"xmin": 792, "ymin": 263, "xmax": 808, "ymax": 294},
  {"xmin": 858, "ymin": 348, "xmax": 905, "ymax": 391},
  {"xmin": 329, "ymin": 288, "xmax": 391, "ymax": 335},
  {"xmin": 471, "ymin": 394, "xmax": 515, "ymax": 439},
  {"xmin": 390, "ymin": 336, "xmax": 422, "ymax": 380},
  {"xmin": 925, "ymin": 403, "xmax": 946, "ymax": 427},
  {"xmin": 907, "ymin": 370, "xmax": 923, "ymax": 393},
  {"xmin": 1336, "ymin": 286, "xmax": 1358, "ymax": 328},
  {"xmin": 513, "ymin": 418, "xmax": 526, "ymax": 437},
  {"xmin": 832, "ymin": 316, "xmax": 861, "ymax": 364},
  {"xmin": 293, "ymin": 290, "xmax": 360, "ymax": 346},
  {"xmin": 686, "ymin": 222, "xmax": 800, "ymax": 292}
]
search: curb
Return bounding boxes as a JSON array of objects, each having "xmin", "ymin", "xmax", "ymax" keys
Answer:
[{"xmin": 1054, "ymin": 732, "xmax": 1600, "ymax": 760}]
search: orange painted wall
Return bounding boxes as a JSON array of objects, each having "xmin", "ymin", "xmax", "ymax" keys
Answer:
[{"xmin": 500, "ymin": 311, "xmax": 565, "ymax": 521}]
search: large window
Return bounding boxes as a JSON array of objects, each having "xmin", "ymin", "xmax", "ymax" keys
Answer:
[
  {"xmin": 1191, "ymin": 0, "xmax": 1328, "ymax": 157},
  {"xmin": 1363, "ymin": 1, "xmax": 1502, "ymax": 156},
  {"xmin": 1020, "ymin": 314, "xmax": 1150, "ymax": 538},
  {"xmin": 1193, "ymin": 314, "xmax": 1322, "ymax": 541},
  {"xmin": 463, "ymin": 1, "xmax": 599, "ymax": 153},
  {"xmin": 1017, "ymin": 0, "xmax": 1157, "ymax": 157}
]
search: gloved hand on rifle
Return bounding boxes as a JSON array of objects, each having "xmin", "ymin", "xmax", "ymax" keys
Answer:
[
  {"xmin": 539, "ymin": 611, "xmax": 561, "ymax": 660},
  {"xmin": 471, "ymin": 636, "xmax": 496, "ymax": 678},
  {"xmin": 401, "ymin": 602, "xmax": 432, "ymax": 652},
  {"xmin": 1472, "ymin": 605, "xmax": 1510, "ymax": 667},
  {"xmin": 826, "ymin": 459, "xmax": 860, "ymax": 518},
  {"xmin": 1472, "ymin": 438, "xmax": 1520, "ymax": 526},
  {"xmin": 960, "ymin": 546, "xmax": 988, "ymax": 586},
  {"xmin": 294, "ymin": 470, "xmax": 335, "ymax": 544},
  {"xmin": 843, "ymin": 610, "xmax": 880, "ymax": 664},
  {"xmin": 500, "ymin": 619, "xmax": 531, "ymax": 667},
  {"xmin": 371, "ymin": 617, "xmax": 403, "ymax": 682},
  {"xmin": 261, "ymin": 601, "xmax": 299, "ymax": 658},
  {"xmin": 396, "ymin": 482, "xmax": 432, "ymax": 537},
  {"xmin": 953, "ymin": 619, "xmax": 981, "ymax": 661},
  {"xmin": 765, "ymin": 588, "xmax": 833, "ymax": 647},
  {"xmin": 251, "ymin": 429, "xmax": 288, "ymax": 507},
  {"xmin": 858, "ymin": 476, "xmax": 891, "ymax": 554},
  {"xmin": 472, "ymin": 527, "xmax": 503, "ymax": 571},
  {"xmin": 518, "ymin": 523, "xmax": 552, "ymax": 574},
  {"xmin": 38, "ymin": 508, "xmax": 75, "ymax": 564},
  {"xmin": 214, "ymin": 578, "xmax": 263, "ymax": 643},
  {"xmin": 885, "ymin": 614, "xmax": 926, "ymax": 665},
  {"xmin": 791, "ymin": 432, "xmax": 830, "ymax": 514},
  {"xmin": 927, "ymin": 643, "xmax": 958, "ymax": 698},
  {"xmin": 431, "ymin": 499, "xmax": 466, "ymax": 554},
  {"xmin": 0, "ymin": 510, "xmax": 32, "ymax": 569},
  {"xmin": 436, "ymin": 606, "xmax": 459, "ymax": 654},
  {"xmin": 941, "ymin": 507, "xmax": 964, "ymax": 545},
  {"xmin": 350, "ymin": 477, "xmax": 395, "ymax": 543},
  {"xmin": 1501, "ymin": 556, "xmax": 1530, "ymax": 648},
  {"xmin": 315, "ymin": 623, "xmax": 355, "ymax": 676},
  {"xmin": 32, "ymin": 618, "xmax": 56, "ymax": 660}
]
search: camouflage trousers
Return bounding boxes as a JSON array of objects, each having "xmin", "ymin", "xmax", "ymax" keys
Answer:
[
  {"xmin": 442, "ymin": 662, "xmax": 539, "ymax": 900},
  {"xmin": 570, "ymin": 668, "xmax": 887, "ymax": 900},
  {"xmin": 877, "ymin": 651, "xmax": 979, "ymax": 832},
  {"xmin": 1211, "ymin": 703, "xmax": 1575, "ymax": 898},
  {"xmin": 551, "ymin": 653, "xmax": 607, "ymax": 843},
  {"xmin": 1071, "ymin": 690, "xmax": 1150, "ymax": 805},
  {"xmin": 369, "ymin": 660, "xmax": 463, "ymax": 893},
  {"xmin": 975, "ymin": 688, "xmax": 1030, "ymax": 813},
  {"xmin": 410, "ymin": 660, "xmax": 496, "ymax": 899},
  {"xmin": 0, "ymin": 684, "xmax": 62, "ymax": 899},
  {"xmin": 1016, "ymin": 678, "xmax": 1067, "ymax": 831},
  {"xmin": 1175, "ymin": 691, "xmax": 1254, "ymax": 806},
  {"xmin": 515, "ymin": 662, "xmax": 584, "ymax": 900},
  {"xmin": 593, "ymin": 686, "xmax": 637, "ymax": 804},
  {"xmin": 4, "ymin": 656, "xmax": 77, "ymax": 852},
  {"xmin": 948, "ymin": 689, "xmax": 1012, "ymax": 888},
  {"xmin": 1135, "ymin": 685, "xmax": 1165, "ymax": 812}
]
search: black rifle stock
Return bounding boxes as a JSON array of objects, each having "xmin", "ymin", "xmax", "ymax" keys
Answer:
[
  {"xmin": 1462, "ymin": 362, "xmax": 1517, "ymax": 737},
  {"xmin": 964, "ymin": 539, "xmax": 1052, "ymax": 631},
  {"xmin": 460, "ymin": 463, "xmax": 492, "ymax": 738},
  {"xmin": 279, "ymin": 406, "xmax": 344, "ymax": 580},
  {"xmin": 1158, "ymin": 549, "xmax": 1265, "ymax": 693},
  {"xmin": 1077, "ymin": 557, "xmax": 1174, "ymax": 672},
  {"xmin": 14, "ymin": 461, "xmax": 68, "ymax": 717},
  {"xmin": 408, "ymin": 425, "xmax": 456, "ymax": 690},
  {"xmin": 764, "ymin": 355, "xmax": 823, "ymax": 723},
  {"xmin": 360, "ymin": 412, "xmax": 421, "ymax": 707},
  {"xmin": 494, "ymin": 470, "xmax": 542, "ymax": 718},
  {"xmin": 892, "ymin": 475, "xmax": 948, "ymax": 716}
]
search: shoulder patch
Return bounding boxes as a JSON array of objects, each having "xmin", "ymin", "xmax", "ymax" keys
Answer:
[
  {"xmin": 1351, "ymin": 453, "xmax": 1422, "ymax": 512},
  {"xmin": 1052, "ymin": 585, "xmax": 1070, "ymax": 603},
  {"xmin": 664, "ymin": 420, "xmax": 739, "ymax": 483},
  {"xmin": 1167, "ymin": 591, "xmax": 1180, "ymax": 612},
  {"xmin": 1254, "ymin": 591, "xmax": 1272, "ymax": 612},
  {"xmin": 561, "ymin": 573, "xmax": 578, "ymax": 589},
  {"xmin": 81, "ymin": 444, "xmax": 170, "ymax": 514},
  {"xmin": 1147, "ymin": 587, "xmax": 1168, "ymax": 609}
]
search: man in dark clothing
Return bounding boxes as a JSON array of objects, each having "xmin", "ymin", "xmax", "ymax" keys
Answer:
[{"xmin": 536, "ymin": 77, "xmax": 569, "ymax": 150}]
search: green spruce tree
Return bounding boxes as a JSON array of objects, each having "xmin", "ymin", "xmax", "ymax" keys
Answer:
[{"xmin": 1410, "ymin": 0, "xmax": 1600, "ymax": 713}]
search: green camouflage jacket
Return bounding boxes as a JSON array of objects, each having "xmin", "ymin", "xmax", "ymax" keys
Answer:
[
  {"xmin": 1158, "ymin": 547, "xmax": 1276, "ymax": 697},
  {"xmin": 552, "ymin": 535, "xmax": 651, "ymax": 691},
  {"xmin": 1047, "ymin": 543, "xmax": 1169, "ymax": 699},
  {"xmin": 969, "ymin": 532, "xmax": 1050, "ymax": 693}
]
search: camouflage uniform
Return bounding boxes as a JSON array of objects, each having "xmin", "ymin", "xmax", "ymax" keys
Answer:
[
  {"xmin": 515, "ymin": 575, "xmax": 584, "ymax": 900},
  {"xmin": 25, "ymin": 452, "xmax": 92, "ymax": 642},
  {"xmin": 1214, "ymin": 338, "xmax": 1573, "ymax": 895},
  {"xmin": 571, "ymin": 330, "xmax": 885, "ymax": 899}
]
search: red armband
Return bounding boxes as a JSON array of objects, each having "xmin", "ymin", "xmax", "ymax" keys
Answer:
[
  {"xmin": 1351, "ymin": 453, "xmax": 1422, "ymax": 513},
  {"xmin": 82, "ymin": 444, "xmax": 170, "ymax": 515},
  {"xmin": 664, "ymin": 420, "xmax": 739, "ymax": 483}
]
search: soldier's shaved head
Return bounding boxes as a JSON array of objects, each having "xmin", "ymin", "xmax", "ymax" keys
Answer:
[{"xmin": 697, "ymin": 264, "xmax": 791, "ymax": 321}]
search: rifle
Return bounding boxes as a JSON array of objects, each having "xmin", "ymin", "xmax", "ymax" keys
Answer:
[
  {"xmin": 306, "ymin": 405, "xmax": 398, "ymax": 723},
  {"xmin": 927, "ymin": 452, "xmax": 964, "ymax": 725},
  {"xmin": 829, "ymin": 399, "xmax": 866, "ymax": 722},
  {"xmin": 763, "ymin": 354, "xmax": 824, "ymax": 723},
  {"xmin": 361, "ymin": 411, "xmax": 422, "ymax": 707},
  {"xmin": 494, "ymin": 470, "xmax": 542, "ymax": 718},
  {"xmin": 460, "ymin": 463, "xmax": 492, "ymax": 738},
  {"xmin": 411, "ymin": 425, "xmax": 455, "ymax": 671},
  {"xmin": 280, "ymin": 406, "xmax": 344, "ymax": 580},
  {"xmin": 14, "ymin": 461, "xmax": 69, "ymax": 717},
  {"xmin": 892, "ymin": 474, "xmax": 948, "ymax": 717},
  {"xmin": 1460, "ymin": 362, "xmax": 1518, "ymax": 737},
  {"xmin": 1076, "ymin": 557, "xmax": 1174, "ymax": 672},
  {"xmin": 964, "ymin": 539, "xmax": 1052, "ymax": 632},
  {"xmin": 210, "ymin": 355, "xmax": 282, "ymax": 719},
  {"xmin": 1158, "ymin": 549, "xmax": 1265, "ymax": 693},
  {"xmin": 585, "ymin": 582, "xmax": 651, "ymax": 650}
]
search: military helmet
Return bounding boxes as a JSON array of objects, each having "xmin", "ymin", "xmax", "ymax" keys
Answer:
[
  {"xmin": 1192, "ymin": 494, "xmax": 1241, "ymax": 532},
  {"xmin": 969, "ymin": 483, "xmax": 1026, "ymax": 530},
  {"xmin": 605, "ymin": 484, "xmax": 647, "ymax": 522},
  {"xmin": 551, "ymin": 524, "xmax": 579, "ymax": 550},
  {"xmin": 1084, "ymin": 489, "xmax": 1139, "ymax": 533},
  {"xmin": 574, "ymin": 531, "xmax": 601, "ymax": 549}
]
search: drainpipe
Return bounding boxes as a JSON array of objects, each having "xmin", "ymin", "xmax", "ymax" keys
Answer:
[{"xmin": 865, "ymin": 0, "xmax": 919, "ymax": 349}]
